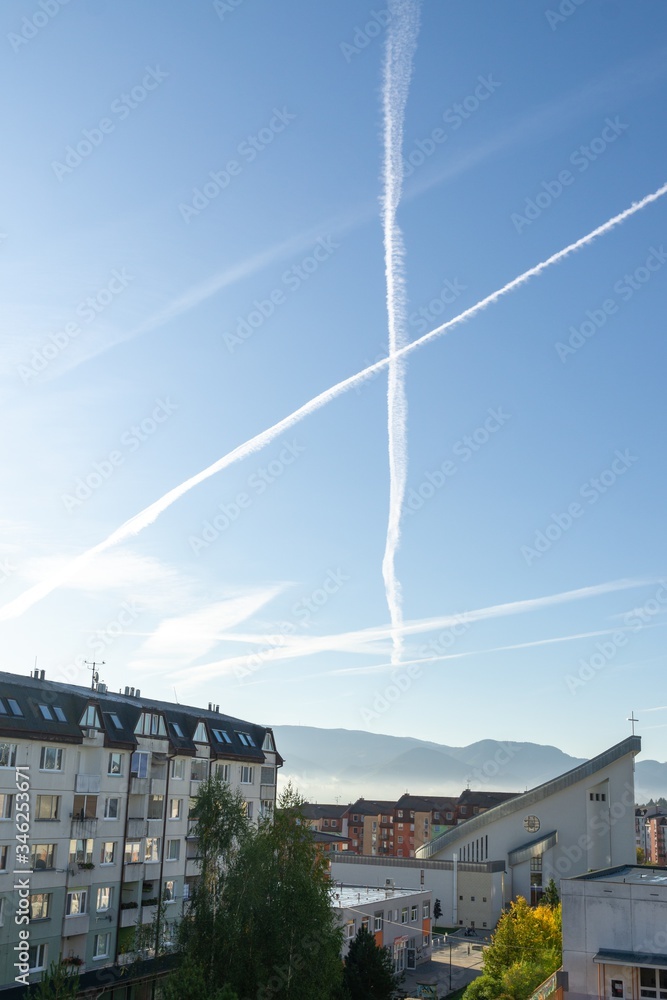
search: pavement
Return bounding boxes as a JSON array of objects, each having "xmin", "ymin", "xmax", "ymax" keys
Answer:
[{"xmin": 396, "ymin": 932, "xmax": 489, "ymax": 999}]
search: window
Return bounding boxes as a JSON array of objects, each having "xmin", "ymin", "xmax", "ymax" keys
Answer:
[
  {"xmin": 640, "ymin": 968, "xmax": 667, "ymax": 999},
  {"xmin": 374, "ymin": 911, "xmax": 383, "ymax": 931},
  {"xmin": 240, "ymin": 766, "xmax": 254, "ymax": 784},
  {"xmin": 261, "ymin": 800, "xmax": 274, "ymax": 818},
  {"xmin": 167, "ymin": 839, "xmax": 180, "ymax": 861},
  {"xmin": 39, "ymin": 747, "xmax": 63, "ymax": 771},
  {"xmin": 346, "ymin": 921, "xmax": 355, "ymax": 939},
  {"xmin": 237, "ymin": 732, "xmax": 255, "ymax": 747},
  {"xmin": 145, "ymin": 837, "xmax": 161, "ymax": 863},
  {"xmin": 35, "ymin": 795, "xmax": 58, "ymax": 821},
  {"xmin": 100, "ymin": 842, "xmax": 116, "ymax": 865},
  {"xmin": 66, "ymin": 890, "xmax": 87, "ymax": 916},
  {"xmin": 28, "ymin": 944, "xmax": 47, "ymax": 972},
  {"xmin": 361, "ymin": 916, "xmax": 370, "ymax": 932},
  {"xmin": 53, "ymin": 705, "xmax": 66, "ymax": 722},
  {"xmin": 38, "ymin": 705, "xmax": 53, "ymax": 720},
  {"xmin": 216, "ymin": 763, "xmax": 229, "ymax": 781},
  {"xmin": 262, "ymin": 732, "xmax": 275, "ymax": 751},
  {"xmin": 148, "ymin": 795, "xmax": 164, "ymax": 820},
  {"xmin": 0, "ymin": 700, "xmax": 6, "ymax": 715},
  {"xmin": 423, "ymin": 902, "xmax": 430, "ymax": 919},
  {"xmin": 7, "ymin": 698, "xmax": 23, "ymax": 717},
  {"xmin": 260, "ymin": 765, "xmax": 276, "ymax": 785},
  {"xmin": 244, "ymin": 801, "xmax": 254, "ymax": 820},
  {"xmin": 401, "ymin": 907, "xmax": 408, "ymax": 924},
  {"xmin": 29, "ymin": 893, "xmax": 51, "ymax": 920},
  {"xmin": 93, "ymin": 932, "xmax": 110, "ymax": 959},
  {"xmin": 191, "ymin": 759, "xmax": 208, "ymax": 781},
  {"xmin": 398, "ymin": 836, "xmax": 403, "ymax": 844},
  {"xmin": 171, "ymin": 722, "xmax": 184, "ymax": 738},
  {"xmin": 96, "ymin": 887, "xmax": 112, "ymax": 911},
  {"xmin": 0, "ymin": 743, "xmax": 17, "ymax": 768},
  {"xmin": 411, "ymin": 905, "xmax": 418, "ymax": 921},
  {"xmin": 423, "ymin": 934, "xmax": 430, "ymax": 948},
  {"xmin": 134, "ymin": 711, "xmax": 167, "ymax": 736},
  {"xmin": 324, "ymin": 819, "xmax": 329, "ymax": 828},
  {"xmin": 130, "ymin": 752, "xmax": 149, "ymax": 778},
  {"xmin": 73, "ymin": 795, "xmax": 97, "ymax": 819},
  {"xmin": 193, "ymin": 722, "xmax": 208, "ymax": 742},
  {"xmin": 212, "ymin": 728, "xmax": 232, "ymax": 744},
  {"xmin": 0, "ymin": 845, "xmax": 8, "ymax": 870},
  {"xmin": 69, "ymin": 839, "xmax": 94, "ymax": 865},
  {"xmin": 109, "ymin": 713, "xmax": 123, "ymax": 729},
  {"xmin": 104, "ymin": 797, "xmax": 120, "ymax": 820},
  {"xmin": 124, "ymin": 841, "xmax": 141, "ymax": 864},
  {"xmin": 331, "ymin": 820, "xmax": 338, "ymax": 828},
  {"xmin": 108, "ymin": 752, "xmax": 123, "ymax": 775},
  {"xmin": 172, "ymin": 758, "xmax": 185, "ymax": 779},
  {"xmin": 169, "ymin": 799, "xmax": 182, "ymax": 820},
  {"xmin": 80, "ymin": 705, "xmax": 100, "ymax": 728},
  {"xmin": 164, "ymin": 880, "xmax": 175, "ymax": 902}
]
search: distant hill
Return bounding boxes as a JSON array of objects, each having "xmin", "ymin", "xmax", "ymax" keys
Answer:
[{"xmin": 271, "ymin": 725, "xmax": 666, "ymax": 803}]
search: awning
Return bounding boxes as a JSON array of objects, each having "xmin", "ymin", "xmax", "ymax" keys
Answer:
[
  {"xmin": 594, "ymin": 951, "xmax": 667, "ymax": 969},
  {"xmin": 508, "ymin": 831, "xmax": 558, "ymax": 866}
]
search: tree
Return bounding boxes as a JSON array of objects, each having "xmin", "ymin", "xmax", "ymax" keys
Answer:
[
  {"xmin": 433, "ymin": 898, "xmax": 443, "ymax": 921},
  {"xmin": 541, "ymin": 878, "xmax": 560, "ymax": 908},
  {"xmin": 463, "ymin": 897, "xmax": 562, "ymax": 1000},
  {"xmin": 637, "ymin": 847, "xmax": 647, "ymax": 864},
  {"xmin": 342, "ymin": 924, "xmax": 401, "ymax": 1000},
  {"xmin": 29, "ymin": 961, "xmax": 79, "ymax": 999}
]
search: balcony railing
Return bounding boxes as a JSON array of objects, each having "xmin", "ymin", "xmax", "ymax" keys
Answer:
[
  {"xmin": 74, "ymin": 774, "xmax": 101, "ymax": 794},
  {"xmin": 70, "ymin": 817, "xmax": 98, "ymax": 838}
]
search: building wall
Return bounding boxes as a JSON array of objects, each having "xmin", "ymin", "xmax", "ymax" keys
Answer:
[{"xmin": 335, "ymin": 887, "xmax": 432, "ymax": 970}]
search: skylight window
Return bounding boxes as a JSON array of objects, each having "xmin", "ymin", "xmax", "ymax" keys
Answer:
[
  {"xmin": 7, "ymin": 699, "xmax": 23, "ymax": 717},
  {"xmin": 0, "ymin": 700, "xmax": 7, "ymax": 715},
  {"xmin": 212, "ymin": 729, "xmax": 232, "ymax": 744},
  {"xmin": 109, "ymin": 714, "xmax": 123, "ymax": 730},
  {"xmin": 171, "ymin": 723, "xmax": 184, "ymax": 738},
  {"xmin": 237, "ymin": 732, "xmax": 255, "ymax": 747},
  {"xmin": 53, "ymin": 706, "xmax": 67, "ymax": 723},
  {"xmin": 38, "ymin": 705, "xmax": 53, "ymax": 721}
]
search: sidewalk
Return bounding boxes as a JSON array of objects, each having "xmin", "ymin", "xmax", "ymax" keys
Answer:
[{"xmin": 397, "ymin": 935, "xmax": 487, "ymax": 998}]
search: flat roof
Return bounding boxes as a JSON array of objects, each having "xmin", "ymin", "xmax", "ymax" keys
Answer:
[
  {"xmin": 333, "ymin": 885, "xmax": 429, "ymax": 908},
  {"xmin": 572, "ymin": 865, "xmax": 667, "ymax": 885}
]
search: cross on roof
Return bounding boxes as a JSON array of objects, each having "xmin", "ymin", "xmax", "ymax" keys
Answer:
[{"xmin": 627, "ymin": 711, "xmax": 639, "ymax": 736}]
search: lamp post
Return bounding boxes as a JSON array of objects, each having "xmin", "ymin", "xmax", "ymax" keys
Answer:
[{"xmin": 448, "ymin": 936, "xmax": 453, "ymax": 993}]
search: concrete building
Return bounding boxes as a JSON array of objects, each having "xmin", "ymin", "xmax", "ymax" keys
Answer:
[
  {"xmin": 561, "ymin": 864, "xmax": 667, "ymax": 1000},
  {"xmin": 332, "ymin": 737, "xmax": 640, "ymax": 931},
  {"xmin": 0, "ymin": 668, "xmax": 281, "ymax": 994},
  {"xmin": 645, "ymin": 815, "xmax": 667, "ymax": 865},
  {"xmin": 332, "ymin": 884, "xmax": 432, "ymax": 974}
]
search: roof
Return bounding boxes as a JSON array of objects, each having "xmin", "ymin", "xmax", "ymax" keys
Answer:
[
  {"xmin": 312, "ymin": 830, "xmax": 350, "ymax": 844},
  {"xmin": 570, "ymin": 864, "xmax": 667, "ymax": 885},
  {"xmin": 0, "ymin": 669, "xmax": 281, "ymax": 765},
  {"xmin": 395, "ymin": 793, "xmax": 459, "ymax": 812},
  {"xmin": 347, "ymin": 799, "xmax": 397, "ymax": 816},
  {"xmin": 302, "ymin": 803, "xmax": 349, "ymax": 820},
  {"xmin": 458, "ymin": 790, "xmax": 518, "ymax": 809},
  {"xmin": 333, "ymin": 885, "xmax": 429, "ymax": 908},
  {"xmin": 418, "ymin": 735, "xmax": 642, "ymax": 859},
  {"xmin": 594, "ymin": 950, "xmax": 667, "ymax": 969}
]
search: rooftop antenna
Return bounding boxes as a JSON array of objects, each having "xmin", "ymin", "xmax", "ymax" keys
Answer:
[
  {"xmin": 628, "ymin": 711, "xmax": 639, "ymax": 736},
  {"xmin": 173, "ymin": 687, "xmax": 180, "ymax": 704},
  {"xmin": 84, "ymin": 660, "xmax": 105, "ymax": 691}
]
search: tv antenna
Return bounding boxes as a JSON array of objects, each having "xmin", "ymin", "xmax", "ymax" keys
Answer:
[{"xmin": 84, "ymin": 660, "xmax": 105, "ymax": 691}]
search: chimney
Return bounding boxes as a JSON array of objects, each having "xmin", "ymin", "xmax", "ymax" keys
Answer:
[
  {"xmin": 40, "ymin": 669, "xmax": 45, "ymax": 681},
  {"xmin": 124, "ymin": 686, "xmax": 130, "ymax": 696},
  {"xmin": 135, "ymin": 689, "xmax": 140, "ymax": 697}
]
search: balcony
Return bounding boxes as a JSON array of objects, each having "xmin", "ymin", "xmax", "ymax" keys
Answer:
[
  {"xmin": 260, "ymin": 784, "xmax": 276, "ymax": 800},
  {"xmin": 141, "ymin": 903, "xmax": 157, "ymax": 924},
  {"xmin": 120, "ymin": 907, "xmax": 140, "ymax": 928},
  {"xmin": 127, "ymin": 818, "xmax": 148, "ymax": 839},
  {"xmin": 185, "ymin": 857, "xmax": 201, "ymax": 878},
  {"xmin": 130, "ymin": 777, "xmax": 150, "ymax": 795},
  {"xmin": 123, "ymin": 862, "xmax": 145, "ymax": 883},
  {"xmin": 150, "ymin": 778, "xmax": 166, "ymax": 796},
  {"xmin": 62, "ymin": 913, "xmax": 90, "ymax": 937},
  {"xmin": 70, "ymin": 817, "xmax": 98, "ymax": 838},
  {"xmin": 190, "ymin": 780, "xmax": 202, "ymax": 797},
  {"xmin": 75, "ymin": 774, "xmax": 101, "ymax": 794}
]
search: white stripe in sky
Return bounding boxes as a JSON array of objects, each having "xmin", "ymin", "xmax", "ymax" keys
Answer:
[
  {"xmin": 1, "ymin": 181, "xmax": 666, "ymax": 622},
  {"xmin": 381, "ymin": 0, "xmax": 421, "ymax": 667}
]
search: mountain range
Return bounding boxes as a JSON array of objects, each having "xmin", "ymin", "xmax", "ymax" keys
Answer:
[{"xmin": 271, "ymin": 725, "xmax": 666, "ymax": 804}]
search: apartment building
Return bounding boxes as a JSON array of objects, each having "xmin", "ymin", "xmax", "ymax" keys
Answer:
[
  {"xmin": 332, "ymin": 883, "xmax": 432, "ymax": 973},
  {"xmin": 0, "ymin": 669, "xmax": 281, "ymax": 994},
  {"xmin": 645, "ymin": 814, "xmax": 667, "ymax": 865}
]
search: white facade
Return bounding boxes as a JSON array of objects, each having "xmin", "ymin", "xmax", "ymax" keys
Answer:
[
  {"xmin": 333, "ymin": 884, "xmax": 432, "ymax": 973},
  {"xmin": 562, "ymin": 865, "xmax": 667, "ymax": 1000}
]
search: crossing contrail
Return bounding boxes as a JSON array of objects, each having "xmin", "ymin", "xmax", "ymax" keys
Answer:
[
  {"xmin": 1, "ymin": 180, "xmax": 666, "ymax": 622},
  {"xmin": 381, "ymin": 0, "xmax": 421, "ymax": 666}
]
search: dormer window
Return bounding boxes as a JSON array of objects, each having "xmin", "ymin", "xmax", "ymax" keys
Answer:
[
  {"xmin": 193, "ymin": 722, "xmax": 208, "ymax": 743},
  {"xmin": 134, "ymin": 712, "xmax": 167, "ymax": 737},
  {"xmin": 262, "ymin": 733, "xmax": 275, "ymax": 751},
  {"xmin": 80, "ymin": 705, "xmax": 100, "ymax": 729}
]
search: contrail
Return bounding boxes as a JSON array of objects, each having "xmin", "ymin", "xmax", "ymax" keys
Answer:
[
  {"xmin": 1, "ymin": 181, "xmax": 665, "ymax": 622},
  {"xmin": 381, "ymin": 0, "xmax": 421, "ymax": 666}
]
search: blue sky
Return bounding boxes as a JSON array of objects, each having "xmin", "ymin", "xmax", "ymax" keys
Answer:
[{"xmin": 1, "ymin": 0, "xmax": 666, "ymax": 765}]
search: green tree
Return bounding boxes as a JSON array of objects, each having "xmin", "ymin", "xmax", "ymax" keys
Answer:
[
  {"xmin": 541, "ymin": 878, "xmax": 560, "ymax": 908},
  {"xmin": 342, "ymin": 924, "xmax": 401, "ymax": 1000},
  {"xmin": 434, "ymin": 898, "xmax": 443, "ymax": 921},
  {"xmin": 29, "ymin": 960, "xmax": 79, "ymax": 999},
  {"xmin": 637, "ymin": 847, "xmax": 646, "ymax": 864}
]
